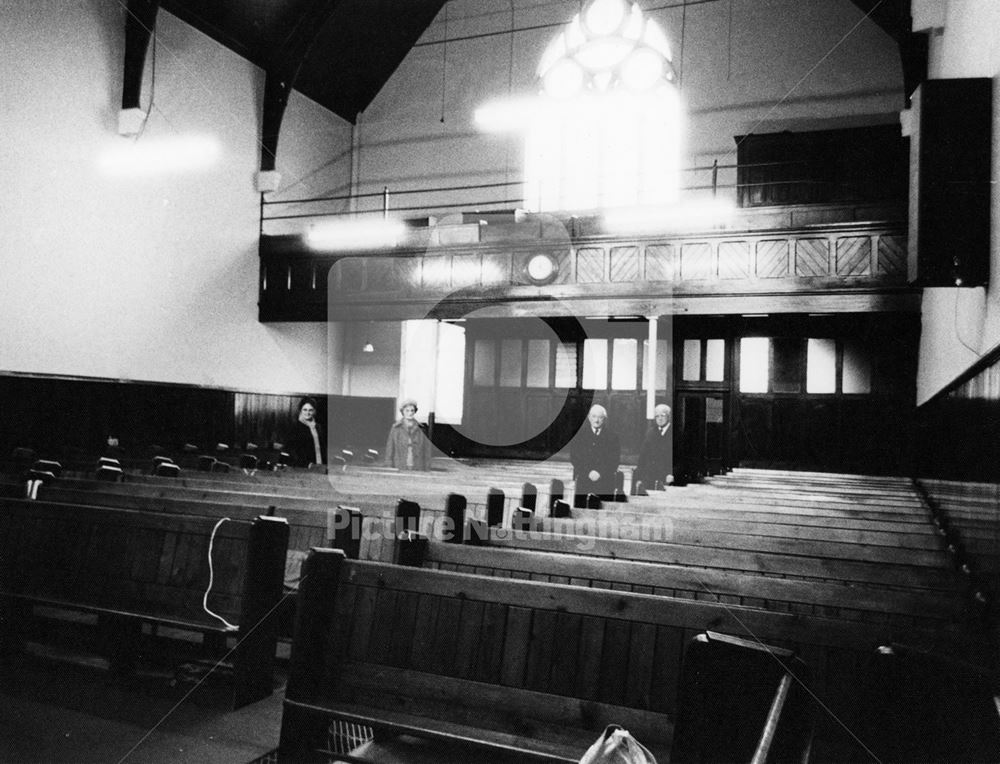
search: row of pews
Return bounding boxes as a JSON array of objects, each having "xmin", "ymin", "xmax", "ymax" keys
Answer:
[{"xmin": 2, "ymin": 452, "xmax": 998, "ymax": 761}]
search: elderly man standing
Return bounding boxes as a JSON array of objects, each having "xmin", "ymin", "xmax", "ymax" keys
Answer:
[
  {"xmin": 634, "ymin": 403, "xmax": 674, "ymax": 492},
  {"xmin": 570, "ymin": 404, "xmax": 621, "ymax": 505}
]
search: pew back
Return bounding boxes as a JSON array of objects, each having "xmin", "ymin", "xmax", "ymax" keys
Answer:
[
  {"xmin": 0, "ymin": 497, "xmax": 289, "ymax": 708},
  {"xmin": 280, "ymin": 551, "xmax": 678, "ymax": 762}
]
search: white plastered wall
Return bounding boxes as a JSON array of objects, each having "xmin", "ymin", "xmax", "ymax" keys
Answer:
[{"xmin": 0, "ymin": 1, "xmax": 353, "ymax": 394}]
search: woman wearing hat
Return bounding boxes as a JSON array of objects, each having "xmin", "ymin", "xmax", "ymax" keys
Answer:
[{"xmin": 384, "ymin": 398, "xmax": 432, "ymax": 470}]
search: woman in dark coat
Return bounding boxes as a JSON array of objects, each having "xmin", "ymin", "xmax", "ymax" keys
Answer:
[
  {"xmin": 286, "ymin": 397, "xmax": 326, "ymax": 468},
  {"xmin": 384, "ymin": 398, "xmax": 432, "ymax": 470}
]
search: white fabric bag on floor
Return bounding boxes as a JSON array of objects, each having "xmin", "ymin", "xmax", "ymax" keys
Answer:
[{"xmin": 579, "ymin": 725, "xmax": 659, "ymax": 764}]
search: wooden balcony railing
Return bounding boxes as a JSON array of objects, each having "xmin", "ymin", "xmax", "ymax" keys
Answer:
[{"xmin": 259, "ymin": 203, "xmax": 916, "ymax": 322}]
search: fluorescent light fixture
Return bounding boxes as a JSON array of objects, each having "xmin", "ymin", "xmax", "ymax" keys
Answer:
[
  {"xmin": 97, "ymin": 134, "xmax": 220, "ymax": 177},
  {"xmin": 474, "ymin": 97, "xmax": 538, "ymax": 132},
  {"xmin": 305, "ymin": 218, "xmax": 407, "ymax": 251},
  {"xmin": 602, "ymin": 198, "xmax": 736, "ymax": 234}
]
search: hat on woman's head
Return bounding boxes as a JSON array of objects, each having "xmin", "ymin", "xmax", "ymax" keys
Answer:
[{"xmin": 399, "ymin": 398, "xmax": 419, "ymax": 412}]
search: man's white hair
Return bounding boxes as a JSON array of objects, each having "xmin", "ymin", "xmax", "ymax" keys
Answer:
[{"xmin": 589, "ymin": 404, "xmax": 607, "ymax": 417}]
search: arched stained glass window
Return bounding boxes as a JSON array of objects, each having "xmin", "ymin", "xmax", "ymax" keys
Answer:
[{"xmin": 526, "ymin": 0, "xmax": 682, "ymax": 213}]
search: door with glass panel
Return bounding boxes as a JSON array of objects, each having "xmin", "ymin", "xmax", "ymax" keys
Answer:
[
  {"xmin": 674, "ymin": 333, "xmax": 731, "ymax": 482},
  {"xmin": 732, "ymin": 314, "xmax": 917, "ymax": 473},
  {"xmin": 461, "ymin": 319, "xmax": 669, "ymax": 461}
]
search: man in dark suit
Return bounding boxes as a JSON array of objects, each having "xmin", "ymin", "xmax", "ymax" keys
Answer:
[
  {"xmin": 634, "ymin": 403, "xmax": 674, "ymax": 492},
  {"xmin": 570, "ymin": 404, "xmax": 621, "ymax": 505}
]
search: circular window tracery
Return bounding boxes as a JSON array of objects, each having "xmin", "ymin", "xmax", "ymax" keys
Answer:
[{"xmin": 537, "ymin": 0, "xmax": 677, "ymax": 99}]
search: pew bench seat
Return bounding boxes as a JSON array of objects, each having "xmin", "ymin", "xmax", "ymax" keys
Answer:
[
  {"xmin": 279, "ymin": 551, "xmax": 675, "ymax": 762},
  {"xmin": 0, "ymin": 498, "xmax": 289, "ymax": 708}
]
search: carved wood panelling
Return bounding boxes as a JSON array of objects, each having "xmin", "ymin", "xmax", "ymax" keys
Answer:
[
  {"xmin": 551, "ymin": 250, "xmax": 574, "ymax": 285},
  {"xmin": 795, "ymin": 238, "xmax": 830, "ymax": 277},
  {"xmin": 718, "ymin": 241, "xmax": 751, "ymax": 280},
  {"xmin": 576, "ymin": 247, "xmax": 605, "ymax": 282},
  {"xmin": 756, "ymin": 240, "xmax": 790, "ymax": 278},
  {"xmin": 267, "ymin": 221, "xmax": 911, "ymax": 321},
  {"xmin": 483, "ymin": 253, "xmax": 511, "ymax": 285},
  {"xmin": 877, "ymin": 234, "xmax": 906, "ymax": 277},
  {"xmin": 681, "ymin": 242, "xmax": 713, "ymax": 280},
  {"xmin": 644, "ymin": 244, "xmax": 673, "ymax": 281},
  {"xmin": 609, "ymin": 246, "xmax": 640, "ymax": 282},
  {"xmin": 453, "ymin": 254, "xmax": 481, "ymax": 289},
  {"xmin": 835, "ymin": 236, "xmax": 871, "ymax": 276},
  {"xmin": 421, "ymin": 257, "xmax": 451, "ymax": 290}
]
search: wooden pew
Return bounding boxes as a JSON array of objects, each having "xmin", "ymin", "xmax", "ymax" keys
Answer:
[
  {"xmin": 0, "ymin": 498, "xmax": 289, "ymax": 709},
  {"xmin": 278, "ymin": 551, "xmax": 751, "ymax": 761},
  {"xmin": 37, "ymin": 476, "xmax": 945, "ymax": 561},
  {"xmin": 549, "ymin": 507, "xmax": 944, "ymax": 554},
  {"xmin": 418, "ymin": 540, "xmax": 966, "ymax": 628},
  {"xmin": 31, "ymin": 480, "xmax": 959, "ymax": 604},
  {"xmin": 477, "ymin": 527, "xmax": 961, "ymax": 592},
  {"xmin": 276, "ymin": 550, "xmax": 938, "ymax": 763}
]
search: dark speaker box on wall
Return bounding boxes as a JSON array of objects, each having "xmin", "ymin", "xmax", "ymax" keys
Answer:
[{"xmin": 908, "ymin": 78, "xmax": 992, "ymax": 287}]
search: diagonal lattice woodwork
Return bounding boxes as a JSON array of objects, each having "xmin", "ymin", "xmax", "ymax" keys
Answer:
[
  {"xmin": 610, "ymin": 246, "xmax": 640, "ymax": 282},
  {"xmin": 681, "ymin": 243, "xmax": 713, "ymax": 280},
  {"xmin": 878, "ymin": 235, "xmax": 907, "ymax": 277},
  {"xmin": 718, "ymin": 241, "xmax": 751, "ymax": 280},
  {"xmin": 576, "ymin": 248, "xmax": 606, "ymax": 283},
  {"xmin": 836, "ymin": 236, "xmax": 872, "ymax": 277},
  {"xmin": 644, "ymin": 245, "xmax": 674, "ymax": 282},
  {"xmin": 262, "ymin": 213, "xmax": 914, "ymax": 321},
  {"xmin": 795, "ymin": 239, "xmax": 830, "ymax": 277},
  {"xmin": 756, "ymin": 240, "xmax": 790, "ymax": 278}
]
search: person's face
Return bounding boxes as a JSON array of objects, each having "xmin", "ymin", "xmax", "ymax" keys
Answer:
[
  {"xmin": 300, "ymin": 404, "xmax": 316, "ymax": 421},
  {"xmin": 654, "ymin": 408, "xmax": 671, "ymax": 427},
  {"xmin": 588, "ymin": 410, "xmax": 606, "ymax": 430},
  {"xmin": 401, "ymin": 404, "xmax": 417, "ymax": 420}
]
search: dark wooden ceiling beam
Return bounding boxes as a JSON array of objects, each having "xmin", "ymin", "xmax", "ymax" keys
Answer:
[
  {"xmin": 260, "ymin": 0, "xmax": 344, "ymax": 174},
  {"xmin": 848, "ymin": 0, "xmax": 926, "ymax": 102},
  {"xmin": 122, "ymin": 0, "xmax": 160, "ymax": 111}
]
